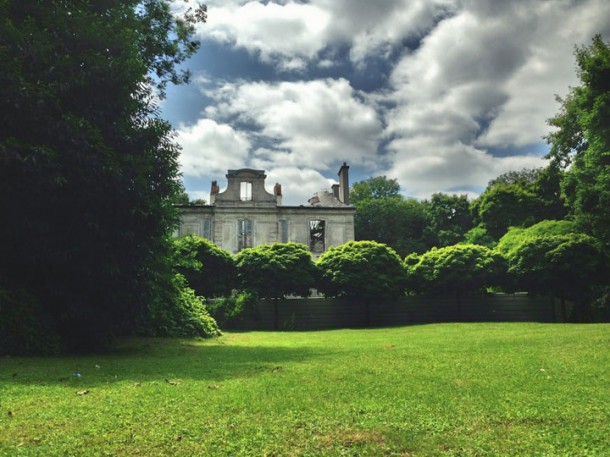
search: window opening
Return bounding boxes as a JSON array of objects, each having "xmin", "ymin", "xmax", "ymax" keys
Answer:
[
  {"xmin": 279, "ymin": 220, "xmax": 288, "ymax": 243},
  {"xmin": 240, "ymin": 181, "xmax": 252, "ymax": 201},
  {"xmin": 309, "ymin": 220, "xmax": 325, "ymax": 253},
  {"xmin": 202, "ymin": 217, "xmax": 212, "ymax": 240},
  {"xmin": 238, "ymin": 219, "xmax": 253, "ymax": 250}
]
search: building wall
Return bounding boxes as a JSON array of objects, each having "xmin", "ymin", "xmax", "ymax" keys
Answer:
[
  {"xmin": 177, "ymin": 205, "xmax": 355, "ymax": 255},
  {"xmin": 176, "ymin": 167, "xmax": 355, "ymax": 255}
]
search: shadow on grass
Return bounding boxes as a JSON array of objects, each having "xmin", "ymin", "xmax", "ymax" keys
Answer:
[{"xmin": 1, "ymin": 337, "xmax": 328, "ymax": 388}]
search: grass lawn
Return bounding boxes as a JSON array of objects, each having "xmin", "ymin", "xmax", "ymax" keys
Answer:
[{"xmin": 1, "ymin": 323, "xmax": 609, "ymax": 456}]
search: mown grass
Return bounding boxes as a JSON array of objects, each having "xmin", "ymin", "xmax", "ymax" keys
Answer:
[{"xmin": 1, "ymin": 323, "xmax": 609, "ymax": 456}]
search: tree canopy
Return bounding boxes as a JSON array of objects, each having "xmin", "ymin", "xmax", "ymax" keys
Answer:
[
  {"xmin": 0, "ymin": 1, "xmax": 206, "ymax": 352},
  {"xmin": 354, "ymin": 196, "xmax": 428, "ymax": 256},
  {"xmin": 506, "ymin": 233, "xmax": 608, "ymax": 320},
  {"xmin": 316, "ymin": 241, "xmax": 406, "ymax": 304},
  {"xmin": 350, "ymin": 176, "xmax": 401, "ymax": 205},
  {"xmin": 173, "ymin": 236, "xmax": 236, "ymax": 298},
  {"xmin": 423, "ymin": 193, "xmax": 473, "ymax": 248},
  {"xmin": 547, "ymin": 35, "xmax": 610, "ymax": 251},
  {"xmin": 472, "ymin": 166, "xmax": 566, "ymax": 240},
  {"xmin": 405, "ymin": 244, "xmax": 505, "ymax": 298},
  {"xmin": 235, "ymin": 243, "xmax": 317, "ymax": 299}
]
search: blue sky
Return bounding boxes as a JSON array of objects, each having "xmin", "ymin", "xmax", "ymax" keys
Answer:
[{"xmin": 161, "ymin": 0, "xmax": 610, "ymax": 205}]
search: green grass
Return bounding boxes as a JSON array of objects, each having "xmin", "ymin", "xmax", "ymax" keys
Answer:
[{"xmin": 1, "ymin": 323, "xmax": 609, "ymax": 456}]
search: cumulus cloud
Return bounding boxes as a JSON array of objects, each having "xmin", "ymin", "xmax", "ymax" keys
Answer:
[
  {"xmin": 204, "ymin": 78, "xmax": 384, "ymax": 171},
  {"xmin": 176, "ymin": 118, "xmax": 251, "ymax": 178},
  {"xmin": 381, "ymin": 0, "xmax": 610, "ymax": 197},
  {"xmin": 192, "ymin": 0, "xmax": 453, "ymax": 68},
  {"xmin": 169, "ymin": 0, "xmax": 610, "ymax": 202}
]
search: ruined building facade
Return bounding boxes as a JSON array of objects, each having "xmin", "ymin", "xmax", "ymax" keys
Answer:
[{"xmin": 176, "ymin": 163, "xmax": 355, "ymax": 257}]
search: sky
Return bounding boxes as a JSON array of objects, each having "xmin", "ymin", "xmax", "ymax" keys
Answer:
[{"xmin": 161, "ymin": 0, "xmax": 610, "ymax": 206}]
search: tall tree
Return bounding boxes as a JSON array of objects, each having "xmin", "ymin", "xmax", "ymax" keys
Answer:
[
  {"xmin": 0, "ymin": 1, "xmax": 206, "ymax": 351},
  {"xmin": 547, "ymin": 35, "xmax": 610, "ymax": 251},
  {"xmin": 423, "ymin": 193, "xmax": 473, "ymax": 247},
  {"xmin": 472, "ymin": 166, "xmax": 567, "ymax": 240},
  {"xmin": 354, "ymin": 197, "xmax": 428, "ymax": 256},
  {"xmin": 350, "ymin": 176, "xmax": 401, "ymax": 205}
]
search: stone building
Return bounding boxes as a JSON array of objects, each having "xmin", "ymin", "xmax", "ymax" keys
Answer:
[{"xmin": 176, "ymin": 163, "xmax": 355, "ymax": 257}]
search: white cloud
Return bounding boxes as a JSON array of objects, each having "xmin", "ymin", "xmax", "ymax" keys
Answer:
[
  {"xmin": 171, "ymin": 0, "xmax": 610, "ymax": 202},
  {"xmin": 381, "ymin": 0, "xmax": 610, "ymax": 198},
  {"xmin": 176, "ymin": 118, "xmax": 250, "ymax": 178},
  {"xmin": 200, "ymin": 1, "xmax": 332, "ymax": 65},
  {"xmin": 205, "ymin": 78, "xmax": 384, "ymax": 171},
  {"xmin": 265, "ymin": 167, "xmax": 336, "ymax": 206},
  {"xmin": 193, "ymin": 0, "xmax": 454, "ymax": 68}
]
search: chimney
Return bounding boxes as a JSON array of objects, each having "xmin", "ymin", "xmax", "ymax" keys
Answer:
[
  {"xmin": 274, "ymin": 182, "xmax": 282, "ymax": 206},
  {"xmin": 338, "ymin": 162, "xmax": 349, "ymax": 205},
  {"xmin": 210, "ymin": 180, "xmax": 219, "ymax": 205},
  {"xmin": 331, "ymin": 184, "xmax": 340, "ymax": 200}
]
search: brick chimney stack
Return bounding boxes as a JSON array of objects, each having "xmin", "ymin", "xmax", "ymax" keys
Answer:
[{"xmin": 210, "ymin": 180, "xmax": 220, "ymax": 205}]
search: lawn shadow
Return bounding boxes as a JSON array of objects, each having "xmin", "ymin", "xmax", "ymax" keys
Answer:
[{"xmin": 1, "ymin": 337, "xmax": 330, "ymax": 388}]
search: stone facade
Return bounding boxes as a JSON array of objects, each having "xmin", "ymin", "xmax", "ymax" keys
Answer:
[{"xmin": 176, "ymin": 164, "xmax": 355, "ymax": 257}]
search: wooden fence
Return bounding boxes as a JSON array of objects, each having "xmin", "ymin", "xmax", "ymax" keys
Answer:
[{"xmin": 218, "ymin": 293, "xmax": 566, "ymax": 331}]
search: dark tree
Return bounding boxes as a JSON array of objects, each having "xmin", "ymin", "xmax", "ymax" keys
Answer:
[
  {"xmin": 174, "ymin": 236, "xmax": 236, "ymax": 298},
  {"xmin": 0, "ymin": 1, "xmax": 206, "ymax": 352}
]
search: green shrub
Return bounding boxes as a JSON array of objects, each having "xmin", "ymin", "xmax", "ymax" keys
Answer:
[
  {"xmin": 173, "ymin": 236, "xmax": 236, "ymax": 298},
  {"xmin": 0, "ymin": 284, "xmax": 60, "ymax": 356},
  {"xmin": 497, "ymin": 220, "xmax": 579, "ymax": 256},
  {"xmin": 406, "ymin": 244, "xmax": 505, "ymax": 296},
  {"xmin": 505, "ymin": 233, "xmax": 609, "ymax": 321},
  {"xmin": 207, "ymin": 291, "xmax": 258, "ymax": 327},
  {"xmin": 235, "ymin": 243, "xmax": 317, "ymax": 299},
  {"xmin": 140, "ymin": 273, "xmax": 221, "ymax": 338},
  {"xmin": 316, "ymin": 241, "xmax": 406, "ymax": 303}
]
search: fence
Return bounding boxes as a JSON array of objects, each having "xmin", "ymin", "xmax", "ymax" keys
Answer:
[{"xmin": 220, "ymin": 293, "xmax": 566, "ymax": 331}]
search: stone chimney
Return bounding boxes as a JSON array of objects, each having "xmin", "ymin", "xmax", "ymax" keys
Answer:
[
  {"xmin": 331, "ymin": 184, "xmax": 340, "ymax": 201},
  {"xmin": 274, "ymin": 182, "xmax": 282, "ymax": 206},
  {"xmin": 210, "ymin": 180, "xmax": 220, "ymax": 205},
  {"xmin": 338, "ymin": 162, "xmax": 350, "ymax": 205}
]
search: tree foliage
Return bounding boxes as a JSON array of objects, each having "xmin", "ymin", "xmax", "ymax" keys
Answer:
[
  {"xmin": 316, "ymin": 241, "xmax": 406, "ymax": 303},
  {"xmin": 0, "ymin": 1, "xmax": 205, "ymax": 352},
  {"xmin": 472, "ymin": 166, "xmax": 567, "ymax": 240},
  {"xmin": 173, "ymin": 236, "xmax": 236, "ymax": 298},
  {"xmin": 496, "ymin": 220, "xmax": 579, "ymax": 257},
  {"xmin": 505, "ymin": 233, "xmax": 608, "ymax": 320},
  {"xmin": 354, "ymin": 197, "xmax": 428, "ymax": 256},
  {"xmin": 423, "ymin": 193, "xmax": 473, "ymax": 247},
  {"xmin": 547, "ymin": 35, "xmax": 610, "ymax": 251},
  {"xmin": 350, "ymin": 176, "xmax": 401, "ymax": 205},
  {"xmin": 405, "ymin": 244, "xmax": 505, "ymax": 297},
  {"xmin": 235, "ymin": 243, "xmax": 317, "ymax": 299},
  {"xmin": 141, "ymin": 272, "xmax": 221, "ymax": 338}
]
